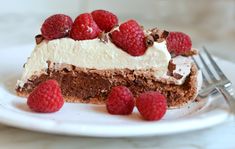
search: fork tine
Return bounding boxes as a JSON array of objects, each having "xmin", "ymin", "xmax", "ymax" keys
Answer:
[
  {"xmin": 198, "ymin": 50, "xmax": 218, "ymax": 82},
  {"xmin": 192, "ymin": 56, "xmax": 209, "ymax": 86},
  {"xmin": 202, "ymin": 47, "xmax": 227, "ymax": 80}
]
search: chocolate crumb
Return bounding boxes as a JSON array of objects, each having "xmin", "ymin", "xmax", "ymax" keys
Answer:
[
  {"xmin": 168, "ymin": 60, "xmax": 176, "ymax": 75},
  {"xmin": 173, "ymin": 73, "xmax": 183, "ymax": 79},
  {"xmin": 98, "ymin": 32, "xmax": 108, "ymax": 43},
  {"xmin": 35, "ymin": 34, "xmax": 44, "ymax": 45},
  {"xmin": 145, "ymin": 35, "xmax": 154, "ymax": 47}
]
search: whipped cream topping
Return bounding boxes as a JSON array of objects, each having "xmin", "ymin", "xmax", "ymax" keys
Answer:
[
  {"xmin": 159, "ymin": 56, "xmax": 193, "ymax": 85},
  {"xmin": 17, "ymin": 38, "xmax": 171, "ymax": 87}
]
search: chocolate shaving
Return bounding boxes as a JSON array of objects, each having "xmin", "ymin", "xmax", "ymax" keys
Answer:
[
  {"xmin": 168, "ymin": 60, "xmax": 176, "ymax": 75},
  {"xmin": 168, "ymin": 60, "xmax": 183, "ymax": 79},
  {"xmin": 162, "ymin": 30, "xmax": 169, "ymax": 38},
  {"xmin": 145, "ymin": 35, "xmax": 154, "ymax": 47},
  {"xmin": 173, "ymin": 73, "xmax": 183, "ymax": 79},
  {"xmin": 35, "ymin": 34, "xmax": 44, "ymax": 45},
  {"xmin": 149, "ymin": 28, "xmax": 169, "ymax": 43},
  {"xmin": 151, "ymin": 32, "xmax": 159, "ymax": 41},
  {"xmin": 98, "ymin": 31, "xmax": 108, "ymax": 43}
]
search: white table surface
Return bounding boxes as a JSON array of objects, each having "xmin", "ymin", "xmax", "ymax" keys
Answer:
[{"xmin": 0, "ymin": 14, "xmax": 235, "ymax": 149}]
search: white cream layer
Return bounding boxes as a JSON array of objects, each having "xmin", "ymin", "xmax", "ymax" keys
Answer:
[
  {"xmin": 17, "ymin": 38, "xmax": 172, "ymax": 87},
  {"xmin": 160, "ymin": 56, "xmax": 193, "ymax": 85}
]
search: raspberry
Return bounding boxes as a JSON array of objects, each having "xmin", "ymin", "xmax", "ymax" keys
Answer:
[
  {"xmin": 27, "ymin": 80, "xmax": 64, "ymax": 113},
  {"xmin": 166, "ymin": 32, "xmax": 192, "ymax": 55},
  {"xmin": 70, "ymin": 13, "xmax": 101, "ymax": 40},
  {"xmin": 106, "ymin": 86, "xmax": 135, "ymax": 115},
  {"xmin": 136, "ymin": 91, "xmax": 167, "ymax": 121},
  {"xmin": 110, "ymin": 20, "xmax": 147, "ymax": 56},
  {"xmin": 91, "ymin": 9, "xmax": 118, "ymax": 32},
  {"xmin": 41, "ymin": 14, "xmax": 73, "ymax": 40}
]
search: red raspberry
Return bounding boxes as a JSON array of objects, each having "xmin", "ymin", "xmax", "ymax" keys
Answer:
[
  {"xmin": 70, "ymin": 13, "xmax": 101, "ymax": 40},
  {"xmin": 27, "ymin": 80, "xmax": 64, "ymax": 113},
  {"xmin": 136, "ymin": 91, "xmax": 167, "ymax": 121},
  {"xmin": 166, "ymin": 32, "xmax": 192, "ymax": 55},
  {"xmin": 110, "ymin": 20, "xmax": 147, "ymax": 56},
  {"xmin": 91, "ymin": 9, "xmax": 118, "ymax": 32},
  {"xmin": 41, "ymin": 14, "xmax": 73, "ymax": 40},
  {"xmin": 106, "ymin": 86, "xmax": 135, "ymax": 115}
]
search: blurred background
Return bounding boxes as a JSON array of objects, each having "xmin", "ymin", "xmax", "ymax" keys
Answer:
[{"xmin": 0, "ymin": 0, "xmax": 235, "ymax": 61}]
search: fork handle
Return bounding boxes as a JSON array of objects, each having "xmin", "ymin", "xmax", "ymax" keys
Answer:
[{"xmin": 217, "ymin": 86, "xmax": 235, "ymax": 115}]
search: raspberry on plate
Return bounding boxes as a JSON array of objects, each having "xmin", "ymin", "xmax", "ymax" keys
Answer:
[
  {"xmin": 110, "ymin": 20, "xmax": 147, "ymax": 56},
  {"xmin": 136, "ymin": 91, "xmax": 167, "ymax": 121},
  {"xmin": 91, "ymin": 9, "xmax": 118, "ymax": 32},
  {"xmin": 166, "ymin": 32, "xmax": 192, "ymax": 55},
  {"xmin": 106, "ymin": 86, "xmax": 135, "ymax": 115},
  {"xmin": 41, "ymin": 14, "xmax": 73, "ymax": 40},
  {"xmin": 27, "ymin": 80, "xmax": 64, "ymax": 113},
  {"xmin": 70, "ymin": 13, "xmax": 101, "ymax": 40}
]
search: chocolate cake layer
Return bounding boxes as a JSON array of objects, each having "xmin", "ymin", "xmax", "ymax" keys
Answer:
[{"xmin": 16, "ymin": 63, "xmax": 198, "ymax": 107}]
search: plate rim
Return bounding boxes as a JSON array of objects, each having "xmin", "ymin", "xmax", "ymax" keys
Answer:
[{"xmin": 0, "ymin": 101, "xmax": 231, "ymax": 137}]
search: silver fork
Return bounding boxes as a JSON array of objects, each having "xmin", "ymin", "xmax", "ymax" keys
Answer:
[{"xmin": 192, "ymin": 47, "xmax": 235, "ymax": 115}]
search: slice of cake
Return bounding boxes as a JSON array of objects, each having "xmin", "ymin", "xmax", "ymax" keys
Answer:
[{"xmin": 16, "ymin": 10, "xmax": 201, "ymax": 107}]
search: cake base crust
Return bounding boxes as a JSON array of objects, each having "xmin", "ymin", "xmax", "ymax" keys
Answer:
[{"xmin": 16, "ymin": 63, "xmax": 198, "ymax": 107}]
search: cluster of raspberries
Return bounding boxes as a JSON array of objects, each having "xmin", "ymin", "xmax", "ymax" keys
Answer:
[{"xmin": 41, "ymin": 9, "xmax": 192, "ymax": 56}]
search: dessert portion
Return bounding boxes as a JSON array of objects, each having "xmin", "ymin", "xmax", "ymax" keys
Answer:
[{"xmin": 16, "ymin": 10, "xmax": 200, "ymax": 107}]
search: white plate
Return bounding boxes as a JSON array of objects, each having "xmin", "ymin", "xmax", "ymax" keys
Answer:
[{"xmin": 0, "ymin": 45, "xmax": 233, "ymax": 137}]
